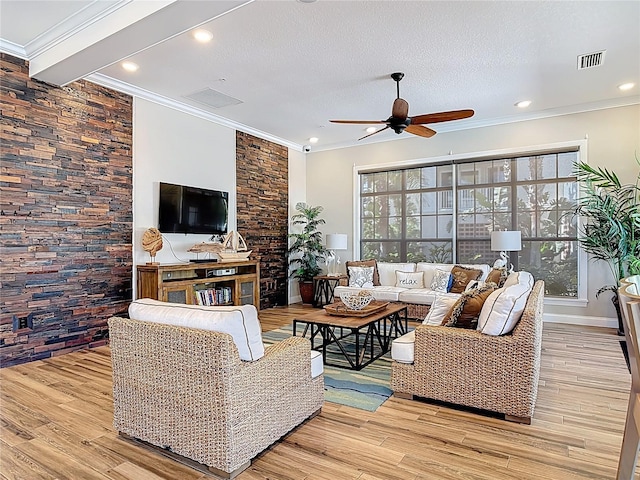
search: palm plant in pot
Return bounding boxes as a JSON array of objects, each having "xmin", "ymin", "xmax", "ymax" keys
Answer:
[
  {"xmin": 288, "ymin": 202, "xmax": 327, "ymax": 304},
  {"xmin": 573, "ymin": 159, "xmax": 640, "ymax": 334}
]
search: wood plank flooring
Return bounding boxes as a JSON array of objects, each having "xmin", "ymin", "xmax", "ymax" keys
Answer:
[{"xmin": 0, "ymin": 304, "xmax": 637, "ymax": 479}]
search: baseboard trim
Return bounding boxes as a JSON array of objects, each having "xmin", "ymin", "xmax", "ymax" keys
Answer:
[{"xmin": 543, "ymin": 312, "xmax": 618, "ymax": 329}]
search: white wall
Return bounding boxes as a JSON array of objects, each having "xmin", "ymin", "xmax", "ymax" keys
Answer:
[
  {"xmin": 132, "ymin": 99, "xmax": 237, "ymax": 294},
  {"xmin": 288, "ymin": 147, "xmax": 307, "ymax": 303},
  {"xmin": 306, "ymin": 105, "xmax": 640, "ymax": 326}
]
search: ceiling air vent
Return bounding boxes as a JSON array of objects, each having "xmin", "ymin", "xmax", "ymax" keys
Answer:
[
  {"xmin": 577, "ymin": 50, "xmax": 606, "ymax": 70},
  {"xmin": 184, "ymin": 88, "xmax": 242, "ymax": 109}
]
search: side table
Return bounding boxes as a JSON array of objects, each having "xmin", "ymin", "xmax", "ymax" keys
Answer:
[{"xmin": 312, "ymin": 275, "xmax": 347, "ymax": 308}]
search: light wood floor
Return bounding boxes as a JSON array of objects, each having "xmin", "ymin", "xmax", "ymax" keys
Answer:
[{"xmin": 1, "ymin": 304, "xmax": 637, "ymax": 479}]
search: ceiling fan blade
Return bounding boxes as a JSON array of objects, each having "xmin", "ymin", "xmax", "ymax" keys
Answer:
[
  {"xmin": 330, "ymin": 120, "xmax": 387, "ymax": 124},
  {"xmin": 358, "ymin": 125, "xmax": 390, "ymax": 141},
  {"xmin": 405, "ymin": 124, "xmax": 437, "ymax": 138},
  {"xmin": 410, "ymin": 109, "xmax": 475, "ymax": 125},
  {"xmin": 392, "ymin": 98, "xmax": 409, "ymax": 120}
]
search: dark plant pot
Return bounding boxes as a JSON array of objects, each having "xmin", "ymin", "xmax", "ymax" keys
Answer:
[
  {"xmin": 612, "ymin": 293, "xmax": 624, "ymax": 336},
  {"xmin": 299, "ymin": 280, "xmax": 315, "ymax": 304}
]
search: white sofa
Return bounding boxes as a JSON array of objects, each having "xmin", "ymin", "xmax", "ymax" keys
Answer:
[{"xmin": 334, "ymin": 261, "xmax": 492, "ymax": 309}]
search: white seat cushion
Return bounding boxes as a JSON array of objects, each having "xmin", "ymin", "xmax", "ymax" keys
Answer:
[
  {"xmin": 129, "ymin": 299, "xmax": 265, "ymax": 361},
  {"xmin": 335, "ymin": 285, "xmax": 405, "ymax": 302},
  {"xmin": 391, "ymin": 330, "xmax": 415, "ymax": 364},
  {"xmin": 310, "ymin": 350, "xmax": 323, "ymax": 378}
]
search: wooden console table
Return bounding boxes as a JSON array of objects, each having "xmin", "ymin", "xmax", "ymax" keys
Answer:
[{"xmin": 137, "ymin": 260, "xmax": 260, "ymax": 310}]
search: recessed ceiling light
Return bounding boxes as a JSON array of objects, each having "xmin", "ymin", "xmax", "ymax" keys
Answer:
[
  {"xmin": 365, "ymin": 127, "xmax": 377, "ymax": 133},
  {"xmin": 193, "ymin": 29, "xmax": 213, "ymax": 43},
  {"xmin": 515, "ymin": 100, "xmax": 532, "ymax": 108},
  {"xmin": 309, "ymin": 137, "xmax": 319, "ymax": 144},
  {"xmin": 618, "ymin": 82, "xmax": 635, "ymax": 91},
  {"xmin": 121, "ymin": 61, "xmax": 139, "ymax": 72},
  {"xmin": 297, "ymin": 0, "xmax": 317, "ymax": 3}
]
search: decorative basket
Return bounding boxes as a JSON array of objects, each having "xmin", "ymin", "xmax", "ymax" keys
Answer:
[{"xmin": 339, "ymin": 291, "xmax": 375, "ymax": 310}]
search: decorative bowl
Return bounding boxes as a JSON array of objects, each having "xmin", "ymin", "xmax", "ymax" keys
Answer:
[{"xmin": 340, "ymin": 290, "xmax": 375, "ymax": 310}]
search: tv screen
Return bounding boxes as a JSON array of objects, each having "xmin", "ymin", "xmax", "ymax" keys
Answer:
[{"xmin": 158, "ymin": 182, "xmax": 228, "ymax": 235}]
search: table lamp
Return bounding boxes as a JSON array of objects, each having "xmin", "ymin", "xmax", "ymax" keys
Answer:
[
  {"xmin": 490, "ymin": 230, "xmax": 522, "ymax": 272},
  {"xmin": 326, "ymin": 233, "xmax": 348, "ymax": 276}
]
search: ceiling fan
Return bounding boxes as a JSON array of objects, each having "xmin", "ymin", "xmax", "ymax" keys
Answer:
[{"xmin": 330, "ymin": 72, "xmax": 474, "ymax": 140}]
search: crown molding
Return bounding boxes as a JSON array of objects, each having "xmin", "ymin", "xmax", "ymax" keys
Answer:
[
  {"xmin": 0, "ymin": 39, "xmax": 27, "ymax": 59},
  {"xmin": 86, "ymin": 73, "xmax": 304, "ymax": 151},
  {"xmin": 24, "ymin": 0, "xmax": 134, "ymax": 58}
]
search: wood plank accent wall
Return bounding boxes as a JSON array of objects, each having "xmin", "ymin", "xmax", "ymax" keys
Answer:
[
  {"xmin": 0, "ymin": 54, "xmax": 133, "ymax": 367},
  {"xmin": 236, "ymin": 132, "xmax": 288, "ymax": 309}
]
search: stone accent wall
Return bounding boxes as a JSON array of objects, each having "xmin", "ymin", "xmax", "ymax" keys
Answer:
[
  {"xmin": 0, "ymin": 54, "xmax": 133, "ymax": 367},
  {"xmin": 236, "ymin": 132, "xmax": 288, "ymax": 309}
]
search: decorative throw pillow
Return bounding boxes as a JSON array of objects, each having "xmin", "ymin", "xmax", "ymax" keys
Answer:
[
  {"xmin": 449, "ymin": 265, "xmax": 483, "ymax": 294},
  {"xmin": 348, "ymin": 266, "xmax": 375, "ymax": 287},
  {"xmin": 503, "ymin": 270, "xmax": 534, "ymax": 290},
  {"xmin": 465, "ymin": 279, "xmax": 484, "ymax": 292},
  {"xmin": 395, "ymin": 270, "xmax": 424, "ymax": 289},
  {"xmin": 442, "ymin": 283, "xmax": 498, "ymax": 329},
  {"xmin": 486, "ymin": 267, "xmax": 509, "ymax": 288},
  {"xmin": 423, "ymin": 295, "xmax": 459, "ymax": 326},
  {"xmin": 477, "ymin": 282, "xmax": 532, "ymax": 335},
  {"xmin": 430, "ymin": 269, "xmax": 452, "ymax": 292},
  {"xmin": 346, "ymin": 259, "xmax": 379, "ymax": 286}
]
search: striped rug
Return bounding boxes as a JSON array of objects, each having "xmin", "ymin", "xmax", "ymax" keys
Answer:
[{"xmin": 262, "ymin": 325, "xmax": 398, "ymax": 411}]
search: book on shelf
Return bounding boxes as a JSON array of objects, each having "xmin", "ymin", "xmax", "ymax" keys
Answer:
[{"xmin": 194, "ymin": 286, "xmax": 233, "ymax": 306}]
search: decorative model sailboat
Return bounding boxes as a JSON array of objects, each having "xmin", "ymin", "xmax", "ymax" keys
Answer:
[{"xmin": 217, "ymin": 231, "xmax": 252, "ymax": 262}]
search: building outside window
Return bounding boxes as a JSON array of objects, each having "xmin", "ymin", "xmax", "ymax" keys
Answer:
[{"xmin": 359, "ymin": 150, "xmax": 579, "ymax": 298}]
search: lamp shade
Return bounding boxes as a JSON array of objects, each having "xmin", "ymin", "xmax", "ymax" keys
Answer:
[
  {"xmin": 326, "ymin": 233, "xmax": 347, "ymax": 250},
  {"xmin": 491, "ymin": 231, "xmax": 522, "ymax": 252}
]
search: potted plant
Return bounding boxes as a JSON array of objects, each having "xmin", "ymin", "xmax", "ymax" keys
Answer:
[
  {"xmin": 288, "ymin": 202, "xmax": 327, "ymax": 304},
  {"xmin": 574, "ymin": 159, "xmax": 640, "ymax": 333}
]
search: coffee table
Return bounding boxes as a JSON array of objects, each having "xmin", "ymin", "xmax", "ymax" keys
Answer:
[{"xmin": 293, "ymin": 303, "xmax": 408, "ymax": 370}]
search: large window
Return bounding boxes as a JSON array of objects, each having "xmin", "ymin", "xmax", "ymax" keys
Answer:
[{"xmin": 359, "ymin": 150, "xmax": 579, "ymax": 297}]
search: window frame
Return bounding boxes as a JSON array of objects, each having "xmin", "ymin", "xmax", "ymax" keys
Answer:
[{"xmin": 352, "ymin": 140, "xmax": 588, "ymax": 306}]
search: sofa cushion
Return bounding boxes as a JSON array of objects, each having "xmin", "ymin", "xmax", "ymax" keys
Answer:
[
  {"xmin": 423, "ymin": 295, "xmax": 459, "ymax": 325},
  {"xmin": 334, "ymin": 285, "xmax": 404, "ymax": 302},
  {"xmin": 346, "ymin": 259, "xmax": 380, "ymax": 286},
  {"xmin": 128, "ymin": 299, "xmax": 265, "ymax": 361},
  {"xmin": 391, "ymin": 330, "xmax": 415, "ymax": 364},
  {"xmin": 395, "ymin": 271, "xmax": 424, "ymax": 289},
  {"xmin": 377, "ymin": 262, "xmax": 416, "ymax": 286},
  {"xmin": 348, "ymin": 265, "xmax": 375, "ymax": 287},
  {"xmin": 443, "ymin": 283, "xmax": 499, "ymax": 329},
  {"xmin": 310, "ymin": 350, "xmax": 323, "ymax": 378},
  {"xmin": 430, "ymin": 268, "xmax": 452, "ymax": 292},
  {"xmin": 477, "ymin": 283, "xmax": 532, "ymax": 335},
  {"xmin": 503, "ymin": 270, "xmax": 535, "ymax": 289},
  {"xmin": 449, "ymin": 265, "xmax": 484, "ymax": 294}
]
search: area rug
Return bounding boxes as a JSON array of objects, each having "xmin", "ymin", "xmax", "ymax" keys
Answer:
[{"xmin": 262, "ymin": 325, "xmax": 395, "ymax": 411}]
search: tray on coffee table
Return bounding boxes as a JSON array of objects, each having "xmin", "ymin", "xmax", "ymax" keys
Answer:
[{"xmin": 323, "ymin": 300, "xmax": 390, "ymax": 317}]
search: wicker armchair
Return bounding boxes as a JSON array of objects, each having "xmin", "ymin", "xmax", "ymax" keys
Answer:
[
  {"xmin": 108, "ymin": 316, "xmax": 323, "ymax": 479},
  {"xmin": 391, "ymin": 280, "xmax": 545, "ymax": 424}
]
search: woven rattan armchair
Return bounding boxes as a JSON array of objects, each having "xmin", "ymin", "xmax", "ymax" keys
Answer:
[
  {"xmin": 109, "ymin": 316, "xmax": 323, "ymax": 479},
  {"xmin": 391, "ymin": 280, "xmax": 545, "ymax": 424}
]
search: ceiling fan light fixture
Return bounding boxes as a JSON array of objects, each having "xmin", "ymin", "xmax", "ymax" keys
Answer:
[
  {"xmin": 193, "ymin": 29, "xmax": 213, "ymax": 43},
  {"xmin": 618, "ymin": 82, "xmax": 635, "ymax": 91},
  {"xmin": 121, "ymin": 61, "xmax": 139, "ymax": 72},
  {"xmin": 515, "ymin": 100, "xmax": 532, "ymax": 108}
]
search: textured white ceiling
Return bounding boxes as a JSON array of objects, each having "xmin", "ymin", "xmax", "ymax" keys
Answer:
[{"xmin": 1, "ymin": 0, "xmax": 638, "ymax": 151}]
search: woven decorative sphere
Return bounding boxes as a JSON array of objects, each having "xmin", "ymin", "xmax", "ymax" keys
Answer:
[
  {"xmin": 340, "ymin": 290, "xmax": 374, "ymax": 310},
  {"xmin": 142, "ymin": 228, "xmax": 163, "ymax": 258}
]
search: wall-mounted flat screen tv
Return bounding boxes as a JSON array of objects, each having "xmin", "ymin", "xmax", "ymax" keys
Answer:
[{"xmin": 158, "ymin": 182, "xmax": 228, "ymax": 235}]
